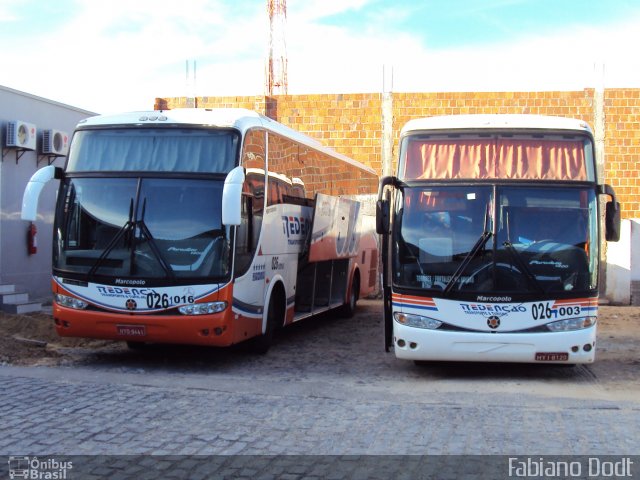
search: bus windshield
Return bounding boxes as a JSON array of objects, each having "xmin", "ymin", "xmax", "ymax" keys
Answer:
[
  {"xmin": 54, "ymin": 177, "xmax": 231, "ymax": 282},
  {"xmin": 67, "ymin": 128, "xmax": 238, "ymax": 173},
  {"xmin": 393, "ymin": 185, "xmax": 598, "ymax": 295}
]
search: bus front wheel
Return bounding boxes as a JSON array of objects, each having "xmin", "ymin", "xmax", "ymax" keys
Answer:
[{"xmin": 249, "ymin": 287, "xmax": 283, "ymax": 354}]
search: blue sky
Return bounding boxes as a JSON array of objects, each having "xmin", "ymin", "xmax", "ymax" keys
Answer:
[
  {"xmin": 1, "ymin": 0, "xmax": 638, "ymax": 114},
  {"xmin": 321, "ymin": 0, "xmax": 636, "ymax": 47}
]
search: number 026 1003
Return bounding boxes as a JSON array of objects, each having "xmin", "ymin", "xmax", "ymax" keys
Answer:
[{"xmin": 531, "ymin": 302, "xmax": 582, "ymax": 321}]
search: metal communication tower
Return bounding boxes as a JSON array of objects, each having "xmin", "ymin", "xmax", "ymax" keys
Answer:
[{"xmin": 266, "ymin": 0, "xmax": 288, "ymax": 95}]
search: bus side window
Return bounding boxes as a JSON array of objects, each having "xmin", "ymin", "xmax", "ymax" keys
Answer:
[
  {"xmin": 235, "ymin": 177, "xmax": 264, "ymax": 277},
  {"xmin": 236, "ymin": 129, "xmax": 265, "ymax": 278},
  {"xmin": 267, "ymin": 179, "xmax": 281, "ymax": 206},
  {"xmin": 246, "ymin": 177, "xmax": 264, "ymax": 248},
  {"xmin": 268, "ymin": 131, "xmax": 310, "ymax": 204}
]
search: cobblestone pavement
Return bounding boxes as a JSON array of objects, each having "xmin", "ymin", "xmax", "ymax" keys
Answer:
[{"xmin": 1, "ymin": 300, "xmax": 639, "ymax": 477}]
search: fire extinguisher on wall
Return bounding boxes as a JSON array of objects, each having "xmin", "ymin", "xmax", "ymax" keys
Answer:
[{"xmin": 27, "ymin": 222, "xmax": 37, "ymax": 255}]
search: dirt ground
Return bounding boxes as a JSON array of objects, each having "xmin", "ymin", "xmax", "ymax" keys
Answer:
[
  {"xmin": 1, "ymin": 305, "xmax": 639, "ymax": 369},
  {"xmin": 0, "ymin": 310, "xmax": 116, "ymax": 366}
]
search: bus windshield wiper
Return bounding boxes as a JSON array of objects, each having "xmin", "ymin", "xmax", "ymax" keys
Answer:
[
  {"xmin": 502, "ymin": 241, "xmax": 545, "ymax": 294},
  {"xmin": 134, "ymin": 198, "xmax": 176, "ymax": 281},
  {"xmin": 443, "ymin": 230, "xmax": 492, "ymax": 294},
  {"xmin": 444, "ymin": 202, "xmax": 492, "ymax": 294},
  {"xmin": 89, "ymin": 198, "xmax": 135, "ymax": 277},
  {"xmin": 89, "ymin": 197, "xmax": 176, "ymax": 281}
]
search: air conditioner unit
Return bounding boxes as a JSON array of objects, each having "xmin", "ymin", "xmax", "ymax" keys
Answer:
[
  {"xmin": 42, "ymin": 129, "xmax": 70, "ymax": 156},
  {"xmin": 6, "ymin": 120, "xmax": 37, "ymax": 151}
]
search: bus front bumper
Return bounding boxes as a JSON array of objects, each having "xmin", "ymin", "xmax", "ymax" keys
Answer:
[
  {"xmin": 393, "ymin": 323, "xmax": 597, "ymax": 364},
  {"xmin": 53, "ymin": 304, "xmax": 238, "ymax": 347}
]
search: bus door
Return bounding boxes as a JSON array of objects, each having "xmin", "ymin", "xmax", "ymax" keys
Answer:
[{"xmin": 295, "ymin": 193, "xmax": 360, "ymax": 314}]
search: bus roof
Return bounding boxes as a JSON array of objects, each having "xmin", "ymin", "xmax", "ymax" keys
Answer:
[
  {"xmin": 401, "ymin": 114, "xmax": 593, "ymax": 137},
  {"xmin": 77, "ymin": 108, "xmax": 376, "ymax": 175}
]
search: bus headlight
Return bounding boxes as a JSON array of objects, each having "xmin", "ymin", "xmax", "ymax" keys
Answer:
[
  {"xmin": 179, "ymin": 301, "xmax": 227, "ymax": 316},
  {"xmin": 394, "ymin": 312, "xmax": 442, "ymax": 330},
  {"xmin": 55, "ymin": 293, "xmax": 88, "ymax": 310},
  {"xmin": 546, "ymin": 316, "xmax": 596, "ymax": 332}
]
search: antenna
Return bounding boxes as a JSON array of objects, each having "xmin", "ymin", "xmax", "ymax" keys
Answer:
[
  {"xmin": 382, "ymin": 64, "xmax": 394, "ymax": 94},
  {"xmin": 186, "ymin": 59, "xmax": 197, "ymax": 107},
  {"xmin": 266, "ymin": 0, "xmax": 288, "ymax": 95}
]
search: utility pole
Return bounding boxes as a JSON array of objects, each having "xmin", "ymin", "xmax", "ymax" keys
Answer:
[
  {"xmin": 382, "ymin": 65, "xmax": 394, "ymax": 177},
  {"xmin": 266, "ymin": 0, "xmax": 288, "ymax": 96}
]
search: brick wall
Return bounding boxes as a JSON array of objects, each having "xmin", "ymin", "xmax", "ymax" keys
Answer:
[
  {"xmin": 605, "ymin": 89, "xmax": 640, "ymax": 218},
  {"xmin": 159, "ymin": 88, "xmax": 640, "ymax": 218}
]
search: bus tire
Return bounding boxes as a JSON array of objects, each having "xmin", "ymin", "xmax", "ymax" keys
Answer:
[
  {"xmin": 340, "ymin": 271, "xmax": 360, "ymax": 318},
  {"xmin": 249, "ymin": 285, "xmax": 284, "ymax": 354}
]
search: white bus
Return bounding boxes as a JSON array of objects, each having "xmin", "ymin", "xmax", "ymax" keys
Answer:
[
  {"xmin": 376, "ymin": 114, "xmax": 620, "ymax": 364},
  {"xmin": 22, "ymin": 108, "xmax": 379, "ymax": 352}
]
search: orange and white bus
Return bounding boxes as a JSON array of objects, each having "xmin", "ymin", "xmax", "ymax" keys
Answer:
[
  {"xmin": 377, "ymin": 114, "xmax": 620, "ymax": 364},
  {"xmin": 22, "ymin": 108, "xmax": 378, "ymax": 352}
]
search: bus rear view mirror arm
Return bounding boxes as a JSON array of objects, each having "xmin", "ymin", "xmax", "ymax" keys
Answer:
[
  {"xmin": 598, "ymin": 184, "xmax": 621, "ymax": 242},
  {"xmin": 21, "ymin": 165, "xmax": 63, "ymax": 222},
  {"xmin": 377, "ymin": 175, "xmax": 398, "ymax": 202},
  {"xmin": 222, "ymin": 166, "xmax": 246, "ymax": 226}
]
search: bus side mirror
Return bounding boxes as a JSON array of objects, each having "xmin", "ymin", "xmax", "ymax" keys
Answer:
[
  {"xmin": 21, "ymin": 165, "xmax": 63, "ymax": 222},
  {"xmin": 599, "ymin": 184, "xmax": 621, "ymax": 242},
  {"xmin": 222, "ymin": 166, "xmax": 246, "ymax": 226},
  {"xmin": 605, "ymin": 200, "xmax": 621, "ymax": 242},
  {"xmin": 376, "ymin": 199, "xmax": 390, "ymax": 234},
  {"xmin": 376, "ymin": 175, "xmax": 396, "ymax": 235}
]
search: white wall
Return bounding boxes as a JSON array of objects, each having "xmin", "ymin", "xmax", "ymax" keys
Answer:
[
  {"xmin": 605, "ymin": 219, "xmax": 640, "ymax": 305},
  {"xmin": 631, "ymin": 219, "xmax": 640, "ymax": 305},
  {"xmin": 0, "ymin": 85, "xmax": 95, "ymax": 300}
]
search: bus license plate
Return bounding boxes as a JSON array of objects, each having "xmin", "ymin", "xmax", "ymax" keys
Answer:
[
  {"xmin": 535, "ymin": 352, "xmax": 569, "ymax": 361},
  {"xmin": 116, "ymin": 325, "xmax": 146, "ymax": 337}
]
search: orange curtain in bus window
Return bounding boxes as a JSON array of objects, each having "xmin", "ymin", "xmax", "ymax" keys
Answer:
[
  {"xmin": 496, "ymin": 139, "xmax": 586, "ymax": 180},
  {"xmin": 404, "ymin": 140, "xmax": 496, "ymax": 179},
  {"xmin": 404, "ymin": 138, "xmax": 587, "ymax": 180}
]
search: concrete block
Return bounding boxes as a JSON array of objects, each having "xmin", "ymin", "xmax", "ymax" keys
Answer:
[
  {"xmin": 1, "ymin": 301, "xmax": 43, "ymax": 314},
  {"xmin": 0, "ymin": 292, "xmax": 29, "ymax": 305},
  {"xmin": 0, "ymin": 284, "xmax": 16, "ymax": 294}
]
